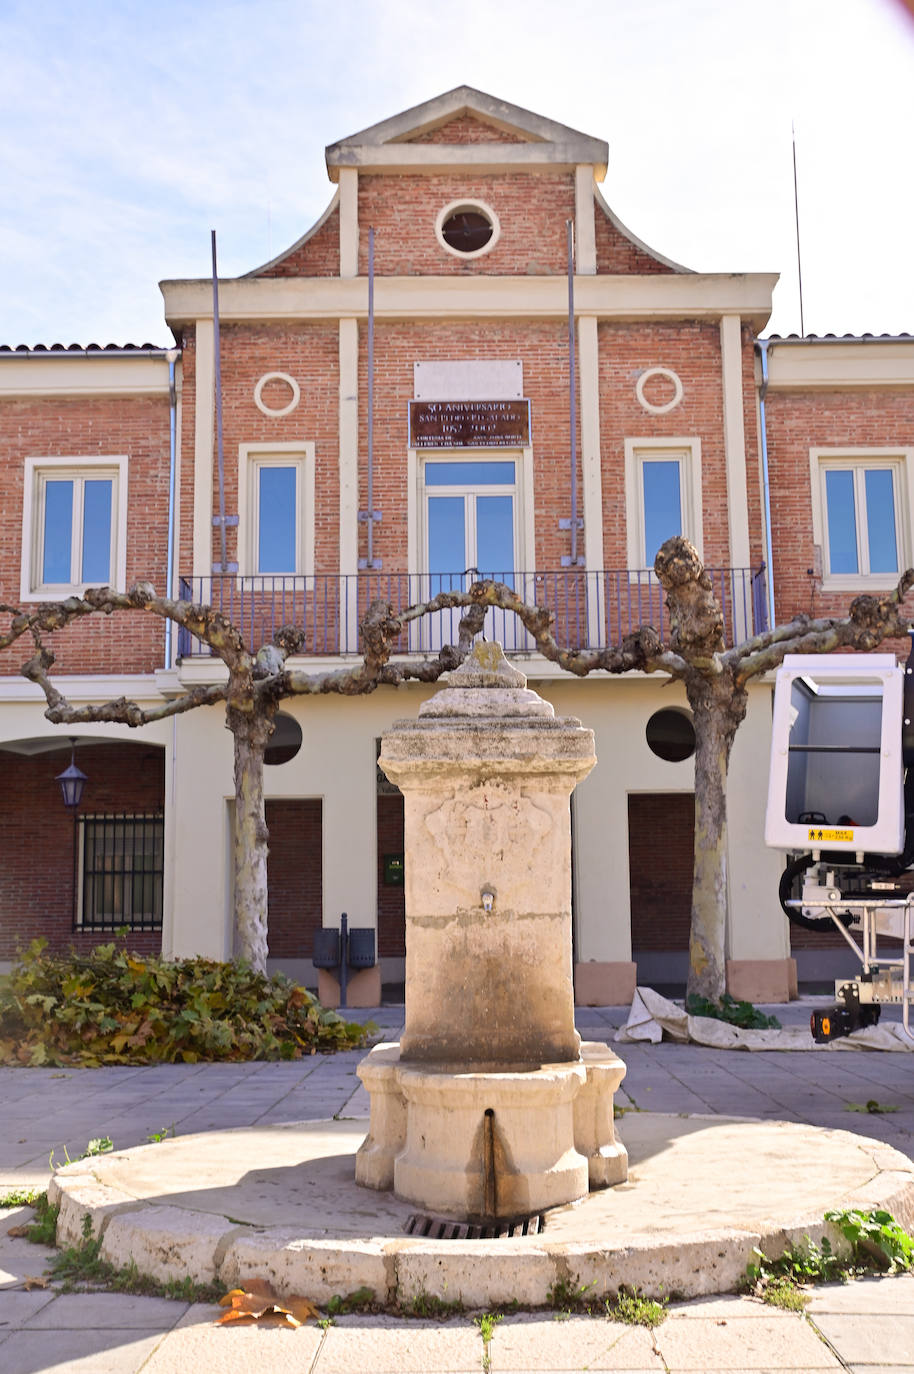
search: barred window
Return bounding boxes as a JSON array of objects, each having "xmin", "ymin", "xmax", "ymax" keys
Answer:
[{"xmin": 77, "ymin": 814, "xmax": 164, "ymax": 931}]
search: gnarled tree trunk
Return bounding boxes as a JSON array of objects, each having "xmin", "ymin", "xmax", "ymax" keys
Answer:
[
  {"xmin": 683, "ymin": 669, "xmax": 747, "ymax": 1003},
  {"xmin": 227, "ymin": 703, "xmax": 275, "ymax": 974}
]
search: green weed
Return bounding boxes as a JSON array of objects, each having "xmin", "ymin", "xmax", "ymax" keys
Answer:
[
  {"xmin": 685, "ymin": 993, "xmax": 781, "ymax": 1030},
  {"xmin": 326, "ymin": 1286, "xmax": 376, "ymax": 1315},
  {"xmin": 25, "ymin": 1193, "xmax": 59, "ymax": 1246},
  {"xmin": 744, "ymin": 1207, "xmax": 914, "ymax": 1304},
  {"xmin": 50, "ymin": 1212, "xmax": 224, "ymax": 1302},
  {"xmin": 606, "ymin": 1287, "xmax": 667, "ymax": 1327},
  {"xmin": 0, "ymin": 1186, "xmax": 42, "ymax": 1208},
  {"xmin": 825, "ymin": 1207, "xmax": 914, "ymax": 1272},
  {"xmin": 475, "ymin": 1310, "xmax": 502, "ymax": 1371},
  {"xmin": 400, "ymin": 1289, "xmax": 463, "ymax": 1319}
]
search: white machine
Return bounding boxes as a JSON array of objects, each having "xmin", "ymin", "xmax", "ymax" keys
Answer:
[{"xmin": 765, "ymin": 649, "xmax": 914, "ymax": 1042}]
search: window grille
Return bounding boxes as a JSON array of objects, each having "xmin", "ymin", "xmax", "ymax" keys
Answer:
[{"xmin": 77, "ymin": 814, "xmax": 164, "ymax": 932}]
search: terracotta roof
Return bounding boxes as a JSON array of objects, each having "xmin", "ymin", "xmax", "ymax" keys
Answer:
[
  {"xmin": 0, "ymin": 342, "xmax": 173, "ymax": 354},
  {"xmin": 764, "ymin": 332, "xmax": 914, "ymax": 342}
]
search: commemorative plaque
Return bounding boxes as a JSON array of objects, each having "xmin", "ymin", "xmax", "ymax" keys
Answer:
[{"xmin": 408, "ymin": 398, "xmax": 531, "ymax": 449}]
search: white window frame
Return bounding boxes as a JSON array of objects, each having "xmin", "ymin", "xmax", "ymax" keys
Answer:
[
  {"xmin": 407, "ymin": 447, "xmax": 534, "ymax": 652},
  {"xmin": 624, "ymin": 437, "xmax": 703, "ymax": 570},
  {"xmin": 237, "ymin": 442, "xmax": 315, "ymax": 581},
  {"xmin": 810, "ymin": 447, "xmax": 914, "ymax": 591},
  {"xmin": 411, "ymin": 448, "xmax": 532, "ymax": 581},
  {"xmin": 21, "ymin": 455, "xmax": 128, "ymax": 601}
]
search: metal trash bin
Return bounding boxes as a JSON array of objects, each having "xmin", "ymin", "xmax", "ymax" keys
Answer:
[
  {"xmin": 312, "ymin": 928, "xmax": 341, "ymax": 969},
  {"xmin": 347, "ymin": 927, "xmax": 376, "ymax": 968}
]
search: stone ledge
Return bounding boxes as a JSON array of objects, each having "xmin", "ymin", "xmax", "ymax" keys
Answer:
[{"xmin": 47, "ymin": 1113, "xmax": 914, "ymax": 1306}]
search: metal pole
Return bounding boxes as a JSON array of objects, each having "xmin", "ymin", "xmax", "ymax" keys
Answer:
[
  {"xmin": 339, "ymin": 911, "xmax": 349, "ymax": 1009},
  {"xmin": 367, "ymin": 228, "xmax": 375, "ymax": 568},
  {"xmin": 211, "ymin": 230, "xmax": 228, "ymax": 573},
  {"xmin": 791, "ymin": 124, "xmax": 806, "ymax": 337},
  {"xmin": 164, "ymin": 351, "xmax": 178, "ymax": 667},
  {"xmin": 567, "ymin": 220, "xmax": 579, "ymax": 567},
  {"xmin": 71, "ymin": 811, "xmax": 79, "ymax": 928}
]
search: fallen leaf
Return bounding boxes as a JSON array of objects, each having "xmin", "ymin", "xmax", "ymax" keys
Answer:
[{"xmin": 214, "ymin": 1278, "xmax": 319, "ymax": 1329}]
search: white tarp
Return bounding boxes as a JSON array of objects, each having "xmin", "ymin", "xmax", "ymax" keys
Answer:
[{"xmin": 613, "ymin": 986, "xmax": 914, "ymax": 1051}]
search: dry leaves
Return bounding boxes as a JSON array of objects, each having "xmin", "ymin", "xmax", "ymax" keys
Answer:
[{"xmin": 216, "ymin": 1277, "xmax": 320, "ymax": 1329}]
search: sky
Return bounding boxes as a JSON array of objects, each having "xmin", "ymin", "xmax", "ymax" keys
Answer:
[{"xmin": 2, "ymin": 0, "xmax": 913, "ymax": 347}]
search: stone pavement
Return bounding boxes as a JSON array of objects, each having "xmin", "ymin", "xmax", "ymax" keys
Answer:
[{"xmin": 1, "ymin": 998, "xmax": 913, "ymax": 1371}]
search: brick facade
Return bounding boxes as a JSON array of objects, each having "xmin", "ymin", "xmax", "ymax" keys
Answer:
[
  {"xmin": 0, "ymin": 742, "xmax": 165, "ymax": 960},
  {"xmin": 0, "ymin": 393, "xmax": 170, "ymax": 676},
  {"xmin": 2, "ymin": 88, "xmax": 912, "ymax": 995}
]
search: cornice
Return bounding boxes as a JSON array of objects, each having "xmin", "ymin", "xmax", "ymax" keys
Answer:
[{"xmin": 161, "ymin": 272, "xmax": 778, "ymax": 332}]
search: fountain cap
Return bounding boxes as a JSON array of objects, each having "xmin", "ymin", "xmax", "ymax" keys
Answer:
[{"xmin": 418, "ymin": 641, "xmax": 555, "ymax": 719}]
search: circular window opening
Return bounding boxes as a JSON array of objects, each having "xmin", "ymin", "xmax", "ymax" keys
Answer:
[
  {"xmin": 645, "ymin": 708, "xmax": 696, "ymax": 763},
  {"xmin": 435, "ymin": 199, "xmax": 500, "ymax": 260},
  {"xmin": 441, "ymin": 209, "xmax": 493, "ymax": 254},
  {"xmin": 265, "ymin": 711, "xmax": 302, "ymax": 766}
]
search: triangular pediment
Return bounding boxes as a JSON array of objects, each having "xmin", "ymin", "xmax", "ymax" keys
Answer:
[{"xmin": 325, "ymin": 86, "xmax": 608, "ymax": 180}]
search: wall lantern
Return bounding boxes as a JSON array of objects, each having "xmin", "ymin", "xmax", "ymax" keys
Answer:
[{"xmin": 56, "ymin": 739, "xmax": 88, "ymax": 810}]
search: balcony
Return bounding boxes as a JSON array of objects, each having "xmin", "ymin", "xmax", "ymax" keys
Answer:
[{"xmin": 177, "ymin": 566, "xmax": 768, "ymax": 660}]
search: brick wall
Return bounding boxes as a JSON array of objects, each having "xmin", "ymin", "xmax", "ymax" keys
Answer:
[
  {"xmin": 410, "ymin": 114, "xmax": 528, "ymax": 145},
  {"xmin": 0, "ymin": 394, "xmax": 171, "ymax": 675},
  {"xmin": 597, "ymin": 321, "xmax": 736, "ymax": 567},
  {"xmin": 594, "ymin": 201, "xmax": 677, "ymax": 275},
  {"xmin": 0, "ymin": 741, "xmax": 165, "ymax": 958},
  {"xmin": 766, "ymin": 387, "xmax": 914, "ymax": 623},
  {"xmin": 357, "ymin": 172, "xmax": 576, "ymax": 276},
  {"xmin": 628, "ymin": 792, "xmax": 694, "ymax": 951},
  {"xmin": 264, "ymin": 799, "xmax": 322, "ymax": 959},
  {"xmin": 256, "ymin": 203, "xmax": 340, "ymax": 278}
]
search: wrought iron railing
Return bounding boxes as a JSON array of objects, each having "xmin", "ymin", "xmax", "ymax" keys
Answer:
[{"xmin": 177, "ymin": 566, "xmax": 767, "ymax": 659}]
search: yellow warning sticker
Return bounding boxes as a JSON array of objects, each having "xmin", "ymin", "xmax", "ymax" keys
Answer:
[{"xmin": 806, "ymin": 827, "xmax": 854, "ymax": 844}]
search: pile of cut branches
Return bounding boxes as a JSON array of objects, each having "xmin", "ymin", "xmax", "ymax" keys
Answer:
[{"xmin": 0, "ymin": 940, "xmax": 369, "ymax": 1066}]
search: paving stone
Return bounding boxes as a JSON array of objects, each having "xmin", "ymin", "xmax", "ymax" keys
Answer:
[
  {"xmin": 24, "ymin": 1290, "xmax": 189, "ymax": 1329},
  {"xmin": 0, "ymin": 1288, "xmax": 58, "ymax": 1327},
  {"xmin": 482, "ymin": 1313, "xmax": 664, "ymax": 1369},
  {"xmin": 652, "ymin": 1312, "xmax": 843, "ymax": 1369},
  {"xmin": 810, "ymin": 1312, "xmax": 914, "ymax": 1365},
  {"xmin": 313, "ymin": 1315, "xmax": 482, "ymax": 1372},
  {"xmin": 664, "ymin": 1295, "xmax": 795, "ymax": 1320},
  {"xmin": 140, "ymin": 1300, "xmax": 323, "ymax": 1372},
  {"xmin": 0, "ymin": 1327, "xmax": 164, "ymax": 1373},
  {"xmin": 806, "ymin": 1273, "xmax": 914, "ymax": 1313}
]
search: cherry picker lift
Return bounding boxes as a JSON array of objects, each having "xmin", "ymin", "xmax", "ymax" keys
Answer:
[{"xmin": 765, "ymin": 642, "xmax": 914, "ymax": 1044}]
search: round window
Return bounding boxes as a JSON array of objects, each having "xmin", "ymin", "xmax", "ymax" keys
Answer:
[
  {"xmin": 435, "ymin": 199, "xmax": 500, "ymax": 260},
  {"xmin": 265, "ymin": 711, "xmax": 303, "ymax": 766},
  {"xmin": 645, "ymin": 708, "xmax": 696, "ymax": 762},
  {"xmin": 441, "ymin": 210, "xmax": 492, "ymax": 253}
]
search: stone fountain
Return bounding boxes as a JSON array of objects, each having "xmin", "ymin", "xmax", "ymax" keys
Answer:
[{"xmin": 355, "ymin": 642, "xmax": 628, "ymax": 1220}]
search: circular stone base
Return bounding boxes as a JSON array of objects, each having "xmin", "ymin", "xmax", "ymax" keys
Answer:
[{"xmin": 48, "ymin": 1113, "xmax": 914, "ymax": 1308}]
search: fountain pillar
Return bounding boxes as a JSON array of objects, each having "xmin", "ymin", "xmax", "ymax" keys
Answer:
[{"xmin": 356, "ymin": 643, "xmax": 627, "ymax": 1219}]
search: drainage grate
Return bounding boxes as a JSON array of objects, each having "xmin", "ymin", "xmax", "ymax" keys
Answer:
[{"xmin": 404, "ymin": 1212, "xmax": 546, "ymax": 1240}]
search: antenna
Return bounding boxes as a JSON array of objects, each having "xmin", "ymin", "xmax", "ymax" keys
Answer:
[{"xmin": 792, "ymin": 121, "xmax": 806, "ymax": 336}]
